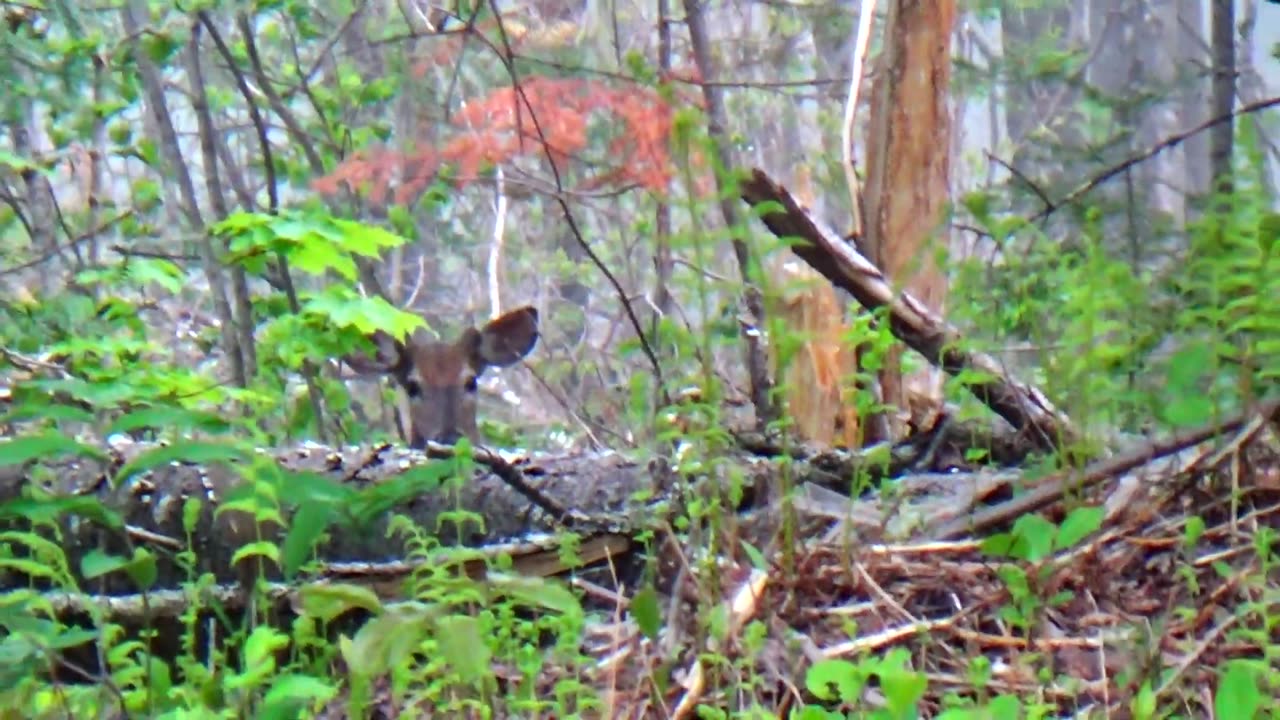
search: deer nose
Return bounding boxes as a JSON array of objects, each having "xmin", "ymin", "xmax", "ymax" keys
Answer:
[{"xmin": 431, "ymin": 429, "xmax": 464, "ymax": 445}]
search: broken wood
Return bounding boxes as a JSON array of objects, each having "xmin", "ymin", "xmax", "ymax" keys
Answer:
[
  {"xmin": 931, "ymin": 397, "xmax": 1280, "ymax": 540},
  {"xmin": 740, "ymin": 167, "xmax": 1081, "ymax": 456}
]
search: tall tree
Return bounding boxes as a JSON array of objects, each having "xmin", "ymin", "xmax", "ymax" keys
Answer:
[
  {"xmin": 1210, "ymin": 0, "xmax": 1236, "ymax": 194},
  {"xmin": 862, "ymin": 0, "xmax": 956, "ymax": 439}
]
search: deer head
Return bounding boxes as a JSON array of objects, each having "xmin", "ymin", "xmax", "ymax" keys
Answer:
[{"xmin": 345, "ymin": 305, "xmax": 540, "ymax": 447}]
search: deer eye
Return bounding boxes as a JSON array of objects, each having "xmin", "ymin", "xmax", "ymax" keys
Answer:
[
  {"xmin": 404, "ymin": 379, "xmax": 422, "ymax": 397},
  {"xmin": 463, "ymin": 376, "xmax": 478, "ymax": 393}
]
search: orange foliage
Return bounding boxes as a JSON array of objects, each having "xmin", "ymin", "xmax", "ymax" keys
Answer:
[{"xmin": 313, "ymin": 75, "xmax": 698, "ymax": 205}]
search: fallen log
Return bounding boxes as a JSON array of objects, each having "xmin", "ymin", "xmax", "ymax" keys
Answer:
[{"xmin": 0, "ymin": 420, "xmax": 1022, "ymax": 597}]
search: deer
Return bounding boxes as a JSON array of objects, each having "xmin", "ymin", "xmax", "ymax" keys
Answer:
[{"xmin": 344, "ymin": 305, "xmax": 540, "ymax": 448}]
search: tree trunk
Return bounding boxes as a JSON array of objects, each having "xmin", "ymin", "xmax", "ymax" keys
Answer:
[
  {"xmin": 860, "ymin": 0, "xmax": 955, "ymax": 441},
  {"xmin": 1210, "ymin": 0, "xmax": 1236, "ymax": 195}
]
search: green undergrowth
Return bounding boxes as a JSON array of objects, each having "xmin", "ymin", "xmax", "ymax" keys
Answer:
[{"xmin": 2, "ymin": 23, "xmax": 1278, "ymax": 720}]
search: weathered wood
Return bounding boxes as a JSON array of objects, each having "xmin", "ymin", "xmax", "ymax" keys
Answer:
[{"xmin": 741, "ymin": 167, "xmax": 1082, "ymax": 456}]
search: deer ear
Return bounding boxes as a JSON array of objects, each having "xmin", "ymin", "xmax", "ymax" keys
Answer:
[
  {"xmin": 343, "ymin": 329, "xmax": 410, "ymax": 377},
  {"xmin": 472, "ymin": 305, "xmax": 539, "ymax": 368}
]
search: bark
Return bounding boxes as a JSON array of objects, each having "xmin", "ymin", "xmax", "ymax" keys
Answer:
[
  {"xmin": 1210, "ymin": 0, "xmax": 1236, "ymax": 194},
  {"xmin": 10, "ymin": 120, "xmax": 64, "ymax": 295},
  {"xmin": 860, "ymin": 0, "xmax": 955, "ymax": 440}
]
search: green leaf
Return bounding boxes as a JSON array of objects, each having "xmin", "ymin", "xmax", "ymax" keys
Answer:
[
  {"xmin": 1054, "ymin": 506, "xmax": 1104, "ymax": 550},
  {"xmin": 349, "ymin": 461, "xmax": 454, "ymax": 526},
  {"xmin": 212, "ymin": 211, "xmax": 272, "ymax": 235},
  {"xmin": 1183, "ymin": 516, "xmax": 1207, "ymax": 548},
  {"xmin": 289, "ymin": 237, "xmax": 358, "ymax": 280},
  {"xmin": 42, "ymin": 627, "xmax": 100, "ymax": 651},
  {"xmin": 264, "ymin": 217, "xmax": 325, "ymax": 243},
  {"xmin": 135, "ymin": 139, "xmax": 159, "ymax": 166},
  {"xmin": 142, "ymin": 31, "xmax": 182, "ymax": 63},
  {"xmin": 0, "ymin": 433, "xmax": 107, "ymax": 467},
  {"xmin": 986, "ymin": 694, "xmax": 1023, "ymax": 720},
  {"xmin": 1160, "ymin": 393, "xmax": 1214, "ymax": 429},
  {"xmin": 282, "ymin": 500, "xmax": 336, "ymax": 579},
  {"xmin": 436, "ymin": 614, "xmax": 491, "ymax": 684},
  {"xmin": 1006, "ymin": 513, "xmax": 1056, "ymax": 561},
  {"xmin": 81, "ymin": 549, "xmax": 130, "ymax": 580},
  {"xmin": 0, "ymin": 635, "xmax": 43, "ymax": 692},
  {"xmin": 280, "ymin": 471, "xmax": 357, "ymax": 506},
  {"xmin": 488, "ymin": 575, "xmax": 582, "ymax": 618},
  {"xmin": 125, "ymin": 547, "xmax": 158, "ymax": 590},
  {"xmin": 1131, "ymin": 681, "xmax": 1157, "ymax": 720},
  {"xmin": 246, "ymin": 626, "xmax": 291, "ymax": 668},
  {"xmin": 0, "ymin": 402, "xmax": 96, "ymax": 425},
  {"xmin": 0, "ymin": 495, "xmax": 123, "ymax": 529},
  {"xmin": 304, "ymin": 290, "xmax": 425, "ymax": 338},
  {"xmin": 331, "ymin": 218, "xmax": 410, "ymax": 256},
  {"xmin": 961, "ymin": 190, "xmax": 992, "ymax": 225},
  {"xmin": 225, "ymin": 626, "xmax": 290, "ymax": 692},
  {"xmin": 630, "ymin": 585, "xmax": 662, "ymax": 640},
  {"xmin": 979, "ymin": 532, "xmax": 1022, "ymax": 559},
  {"xmin": 113, "ymin": 442, "xmax": 248, "ymax": 487},
  {"xmin": 108, "ymin": 406, "xmax": 233, "ymax": 436},
  {"xmin": 804, "ymin": 658, "xmax": 862, "ymax": 703},
  {"xmin": 297, "ymin": 582, "xmax": 384, "ymax": 623},
  {"xmin": 0, "ymin": 558, "xmax": 58, "ymax": 581},
  {"xmin": 231, "ymin": 541, "xmax": 280, "ymax": 567},
  {"xmin": 0, "ymin": 150, "xmax": 55, "ymax": 178},
  {"xmin": 879, "ymin": 664, "xmax": 928, "ymax": 715},
  {"xmin": 133, "ymin": 178, "xmax": 161, "ymax": 210},
  {"xmin": 1215, "ymin": 660, "xmax": 1262, "ymax": 720},
  {"xmin": 343, "ymin": 603, "xmax": 436, "ymax": 678},
  {"xmin": 124, "ymin": 257, "xmax": 185, "ymax": 293},
  {"xmin": 1166, "ymin": 344, "xmax": 1213, "ymax": 388},
  {"xmin": 1258, "ymin": 212, "xmax": 1280, "ymax": 256},
  {"xmin": 260, "ymin": 674, "xmax": 339, "ymax": 719}
]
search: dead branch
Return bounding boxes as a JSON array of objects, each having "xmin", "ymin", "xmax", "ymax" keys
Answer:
[
  {"xmin": 931, "ymin": 397, "xmax": 1280, "ymax": 540},
  {"xmin": 739, "ymin": 167, "xmax": 1080, "ymax": 455},
  {"xmin": 1028, "ymin": 95, "xmax": 1280, "ymax": 224}
]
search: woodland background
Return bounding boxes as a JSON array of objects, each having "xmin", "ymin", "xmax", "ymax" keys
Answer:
[
  {"xmin": 2, "ymin": 0, "xmax": 1280, "ymax": 718},
  {"xmin": 1, "ymin": 1, "xmax": 1277, "ymax": 449}
]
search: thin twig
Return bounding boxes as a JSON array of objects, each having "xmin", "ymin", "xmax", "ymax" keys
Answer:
[{"xmin": 1029, "ymin": 95, "xmax": 1280, "ymax": 224}]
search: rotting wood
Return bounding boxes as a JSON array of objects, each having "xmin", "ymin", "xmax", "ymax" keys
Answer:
[{"xmin": 740, "ymin": 167, "xmax": 1081, "ymax": 456}]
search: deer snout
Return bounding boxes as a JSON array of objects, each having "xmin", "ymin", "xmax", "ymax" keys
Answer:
[{"xmin": 431, "ymin": 428, "xmax": 465, "ymax": 445}]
